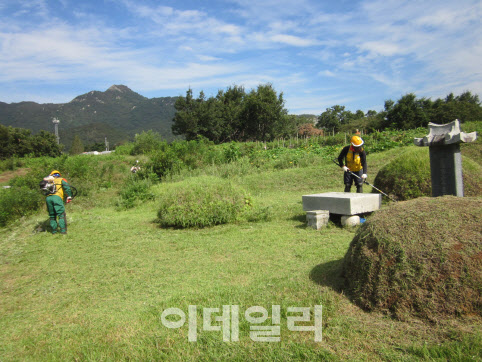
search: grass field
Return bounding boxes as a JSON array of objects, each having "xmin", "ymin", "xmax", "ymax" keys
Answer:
[{"xmin": 0, "ymin": 148, "xmax": 481, "ymax": 361}]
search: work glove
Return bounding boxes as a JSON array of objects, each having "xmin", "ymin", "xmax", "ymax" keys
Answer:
[
  {"xmin": 44, "ymin": 175, "xmax": 55, "ymax": 182},
  {"xmin": 361, "ymin": 174, "xmax": 367, "ymax": 180},
  {"xmin": 66, "ymin": 197, "xmax": 72, "ymax": 203},
  {"xmin": 342, "ymin": 166, "xmax": 349, "ymax": 172}
]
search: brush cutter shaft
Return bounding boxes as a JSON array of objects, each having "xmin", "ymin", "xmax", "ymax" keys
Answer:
[{"xmin": 332, "ymin": 159, "xmax": 397, "ymax": 202}]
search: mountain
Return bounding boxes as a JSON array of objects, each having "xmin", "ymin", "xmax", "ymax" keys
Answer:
[{"xmin": 0, "ymin": 85, "xmax": 179, "ymax": 150}]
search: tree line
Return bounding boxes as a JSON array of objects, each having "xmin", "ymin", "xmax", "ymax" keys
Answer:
[
  {"xmin": 172, "ymin": 84, "xmax": 304, "ymax": 143},
  {"xmin": 173, "ymin": 85, "xmax": 482, "ymax": 142},
  {"xmin": 0, "ymin": 125, "xmax": 109, "ymax": 159},
  {"xmin": 317, "ymin": 91, "xmax": 482, "ymax": 132},
  {"xmin": 1, "ymin": 87, "xmax": 480, "ymax": 159},
  {"xmin": 0, "ymin": 125, "xmax": 62, "ymax": 159}
]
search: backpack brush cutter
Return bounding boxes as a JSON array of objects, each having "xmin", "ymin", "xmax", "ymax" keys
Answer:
[
  {"xmin": 39, "ymin": 180, "xmax": 78, "ymax": 199},
  {"xmin": 332, "ymin": 159, "xmax": 397, "ymax": 202}
]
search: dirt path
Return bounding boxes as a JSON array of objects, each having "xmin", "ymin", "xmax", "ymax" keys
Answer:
[{"xmin": 0, "ymin": 168, "xmax": 30, "ymax": 185}]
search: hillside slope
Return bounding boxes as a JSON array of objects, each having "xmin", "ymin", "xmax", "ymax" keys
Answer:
[{"xmin": 0, "ymin": 85, "xmax": 178, "ymax": 148}]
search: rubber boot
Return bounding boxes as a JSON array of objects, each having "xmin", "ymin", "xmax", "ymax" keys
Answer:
[
  {"xmin": 356, "ymin": 184, "xmax": 363, "ymax": 193},
  {"xmin": 344, "ymin": 185, "xmax": 351, "ymax": 192},
  {"xmin": 50, "ymin": 218, "xmax": 58, "ymax": 234},
  {"xmin": 58, "ymin": 212, "xmax": 67, "ymax": 234}
]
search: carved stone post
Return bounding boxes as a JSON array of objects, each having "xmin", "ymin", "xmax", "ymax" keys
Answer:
[{"xmin": 414, "ymin": 120, "xmax": 477, "ymax": 197}]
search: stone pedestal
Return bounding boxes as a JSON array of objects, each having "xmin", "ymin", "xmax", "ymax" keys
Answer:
[
  {"xmin": 306, "ymin": 210, "xmax": 329, "ymax": 230},
  {"xmin": 302, "ymin": 192, "xmax": 381, "ymax": 215},
  {"xmin": 414, "ymin": 120, "xmax": 477, "ymax": 197}
]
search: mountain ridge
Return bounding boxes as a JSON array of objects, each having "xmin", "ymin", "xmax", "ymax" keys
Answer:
[{"xmin": 0, "ymin": 85, "xmax": 179, "ymax": 149}]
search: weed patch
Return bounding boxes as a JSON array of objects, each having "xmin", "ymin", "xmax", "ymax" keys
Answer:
[
  {"xmin": 0, "ymin": 186, "xmax": 43, "ymax": 227},
  {"xmin": 116, "ymin": 177, "xmax": 155, "ymax": 209},
  {"xmin": 155, "ymin": 176, "xmax": 268, "ymax": 228}
]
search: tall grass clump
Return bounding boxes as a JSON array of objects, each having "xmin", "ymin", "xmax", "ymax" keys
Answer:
[
  {"xmin": 116, "ymin": 177, "xmax": 155, "ymax": 209},
  {"xmin": 155, "ymin": 176, "xmax": 267, "ymax": 228},
  {"xmin": 0, "ymin": 187, "xmax": 44, "ymax": 227}
]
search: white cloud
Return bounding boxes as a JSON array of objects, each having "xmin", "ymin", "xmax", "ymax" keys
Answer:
[
  {"xmin": 318, "ymin": 70, "xmax": 336, "ymax": 77},
  {"xmin": 270, "ymin": 34, "xmax": 315, "ymax": 47},
  {"xmin": 0, "ymin": 0, "xmax": 480, "ymax": 110},
  {"xmin": 358, "ymin": 41, "xmax": 403, "ymax": 57}
]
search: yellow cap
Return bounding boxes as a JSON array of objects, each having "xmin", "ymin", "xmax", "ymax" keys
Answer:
[
  {"xmin": 351, "ymin": 136, "xmax": 364, "ymax": 147},
  {"xmin": 50, "ymin": 170, "xmax": 61, "ymax": 176}
]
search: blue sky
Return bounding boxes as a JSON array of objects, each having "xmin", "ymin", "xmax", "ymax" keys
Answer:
[{"xmin": 0, "ymin": 0, "xmax": 481, "ymax": 115}]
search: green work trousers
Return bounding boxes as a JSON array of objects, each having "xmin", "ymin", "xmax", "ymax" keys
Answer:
[{"xmin": 46, "ymin": 195, "xmax": 67, "ymax": 234}]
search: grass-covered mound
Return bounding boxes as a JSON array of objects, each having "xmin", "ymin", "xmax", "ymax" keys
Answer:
[
  {"xmin": 155, "ymin": 176, "xmax": 269, "ymax": 228},
  {"xmin": 373, "ymin": 146, "xmax": 482, "ymax": 200},
  {"xmin": 343, "ymin": 196, "xmax": 482, "ymax": 321}
]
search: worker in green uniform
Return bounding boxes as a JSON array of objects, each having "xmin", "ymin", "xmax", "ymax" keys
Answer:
[
  {"xmin": 337, "ymin": 136, "xmax": 368, "ymax": 193},
  {"xmin": 42, "ymin": 170, "xmax": 73, "ymax": 234}
]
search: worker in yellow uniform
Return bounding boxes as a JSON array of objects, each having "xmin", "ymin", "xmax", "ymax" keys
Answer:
[
  {"xmin": 337, "ymin": 136, "xmax": 367, "ymax": 193},
  {"xmin": 41, "ymin": 170, "xmax": 73, "ymax": 234}
]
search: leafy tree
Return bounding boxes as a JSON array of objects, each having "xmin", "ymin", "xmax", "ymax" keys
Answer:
[
  {"xmin": 31, "ymin": 131, "xmax": 62, "ymax": 157},
  {"xmin": 172, "ymin": 84, "xmax": 289, "ymax": 142},
  {"xmin": 431, "ymin": 91, "xmax": 482, "ymax": 124},
  {"xmin": 84, "ymin": 142, "xmax": 107, "ymax": 152},
  {"xmin": 276, "ymin": 114, "xmax": 301, "ymax": 138},
  {"xmin": 316, "ymin": 105, "xmax": 352, "ymax": 132},
  {"xmin": 383, "ymin": 93, "xmax": 431, "ymax": 129},
  {"xmin": 194, "ymin": 93, "xmax": 225, "ymax": 143},
  {"xmin": 131, "ymin": 130, "xmax": 165, "ymax": 154},
  {"xmin": 172, "ymin": 88, "xmax": 198, "ymax": 140},
  {"xmin": 10, "ymin": 127, "xmax": 34, "ymax": 156},
  {"xmin": 215, "ymin": 85, "xmax": 246, "ymax": 142},
  {"xmin": 240, "ymin": 84, "xmax": 288, "ymax": 141},
  {"xmin": 0, "ymin": 125, "xmax": 61, "ymax": 159},
  {"xmin": 0, "ymin": 125, "xmax": 13, "ymax": 159},
  {"xmin": 70, "ymin": 135, "xmax": 84, "ymax": 155}
]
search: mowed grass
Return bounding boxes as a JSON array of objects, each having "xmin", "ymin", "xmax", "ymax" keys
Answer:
[{"xmin": 1, "ymin": 149, "xmax": 480, "ymax": 361}]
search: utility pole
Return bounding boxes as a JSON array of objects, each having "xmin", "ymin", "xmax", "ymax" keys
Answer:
[{"xmin": 52, "ymin": 118, "xmax": 60, "ymax": 144}]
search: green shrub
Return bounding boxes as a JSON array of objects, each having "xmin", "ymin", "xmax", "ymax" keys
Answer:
[
  {"xmin": 130, "ymin": 131, "xmax": 167, "ymax": 155},
  {"xmin": 113, "ymin": 142, "xmax": 136, "ymax": 155},
  {"xmin": 0, "ymin": 187, "xmax": 44, "ymax": 227},
  {"xmin": 223, "ymin": 142, "xmax": 242, "ymax": 162},
  {"xmin": 0, "ymin": 157, "xmax": 24, "ymax": 172},
  {"xmin": 156, "ymin": 176, "xmax": 263, "ymax": 228},
  {"xmin": 10, "ymin": 168, "xmax": 47, "ymax": 190},
  {"xmin": 148, "ymin": 149, "xmax": 185, "ymax": 179},
  {"xmin": 116, "ymin": 177, "xmax": 155, "ymax": 209}
]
